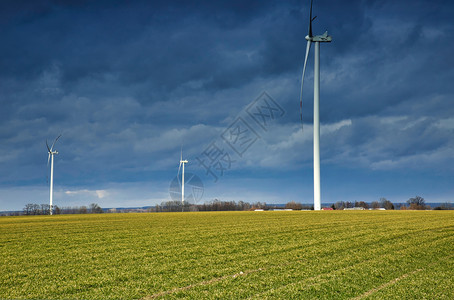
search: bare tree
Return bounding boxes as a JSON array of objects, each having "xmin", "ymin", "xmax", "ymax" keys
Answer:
[
  {"xmin": 355, "ymin": 201, "xmax": 369, "ymax": 209},
  {"xmin": 371, "ymin": 201, "xmax": 380, "ymax": 209},
  {"xmin": 285, "ymin": 201, "xmax": 303, "ymax": 210},
  {"xmin": 89, "ymin": 203, "xmax": 103, "ymax": 213},
  {"xmin": 334, "ymin": 201, "xmax": 346, "ymax": 210},
  {"xmin": 41, "ymin": 204, "xmax": 50, "ymax": 215},
  {"xmin": 23, "ymin": 204, "xmax": 34, "ymax": 215},
  {"xmin": 379, "ymin": 198, "xmax": 394, "ymax": 210},
  {"xmin": 407, "ymin": 196, "xmax": 427, "ymax": 210}
]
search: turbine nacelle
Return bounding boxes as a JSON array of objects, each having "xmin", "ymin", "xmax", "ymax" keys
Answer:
[{"xmin": 306, "ymin": 31, "xmax": 332, "ymax": 42}]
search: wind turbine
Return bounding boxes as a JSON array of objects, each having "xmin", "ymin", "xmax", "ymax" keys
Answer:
[
  {"xmin": 46, "ymin": 134, "xmax": 61, "ymax": 215},
  {"xmin": 177, "ymin": 149, "xmax": 188, "ymax": 212},
  {"xmin": 300, "ymin": 0, "xmax": 332, "ymax": 211}
]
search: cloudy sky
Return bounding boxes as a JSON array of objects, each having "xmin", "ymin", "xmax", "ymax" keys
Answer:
[{"xmin": 1, "ymin": 0, "xmax": 453, "ymax": 211}]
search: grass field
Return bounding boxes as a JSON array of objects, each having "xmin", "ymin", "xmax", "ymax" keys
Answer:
[{"xmin": 1, "ymin": 211, "xmax": 453, "ymax": 299}]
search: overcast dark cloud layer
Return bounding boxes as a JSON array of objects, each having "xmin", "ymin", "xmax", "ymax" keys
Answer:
[{"xmin": 1, "ymin": 0, "xmax": 453, "ymax": 210}]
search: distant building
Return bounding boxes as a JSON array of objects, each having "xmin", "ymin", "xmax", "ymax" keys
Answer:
[
  {"xmin": 322, "ymin": 207, "xmax": 333, "ymax": 210},
  {"xmin": 344, "ymin": 207, "xmax": 365, "ymax": 210}
]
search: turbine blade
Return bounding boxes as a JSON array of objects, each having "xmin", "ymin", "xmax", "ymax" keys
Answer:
[
  {"xmin": 177, "ymin": 161, "xmax": 182, "ymax": 182},
  {"xmin": 47, "ymin": 153, "xmax": 51, "ymax": 167},
  {"xmin": 46, "ymin": 158, "xmax": 49, "ymax": 184},
  {"xmin": 178, "ymin": 146, "xmax": 183, "ymax": 183},
  {"xmin": 308, "ymin": 0, "xmax": 314, "ymax": 37},
  {"xmin": 300, "ymin": 40, "xmax": 312, "ymax": 130},
  {"xmin": 186, "ymin": 173, "xmax": 195, "ymax": 183},
  {"xmin": 51, "ymin": 134, "xmax": 62, "ymax": 151},
  {"xmin": 46, "ymin": 140, "xmax": 51, "ymax": 153}
]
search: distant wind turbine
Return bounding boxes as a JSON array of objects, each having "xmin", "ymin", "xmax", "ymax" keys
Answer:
[
  {"xmin": 177, "ymin": 149, "xmax": 188, "ymax": 212},
  {"xmin": 299, "ymin": 0, "xmax": 332, "ymax": 211},
  {"xmin": 46, "ymin": 134, "xmax": 61, "ymax": 215}
]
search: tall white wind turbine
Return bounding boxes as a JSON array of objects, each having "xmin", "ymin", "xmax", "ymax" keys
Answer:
[
  {"xmin": 300, "ymin": 0, "xmax": 332, "ymax": 211},
  {"xmin": 177, "ymin": 149, "xmax": 188, "ymax": 212},
  {"xmin": 46, "ymin": 134, "xmax": 61, "ymax": 215}
]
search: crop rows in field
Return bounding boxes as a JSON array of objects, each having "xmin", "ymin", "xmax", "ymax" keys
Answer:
[{"xmin": 1, "ymin": 211, "xmax": 453, "ymax": 299}]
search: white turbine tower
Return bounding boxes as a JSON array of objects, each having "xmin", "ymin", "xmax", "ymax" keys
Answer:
[
  {"xmin": 177, "ymin": 149, "xmax": 188, "ymax": 212},
  {"xmin": 46, "ymin": 134, "xmax": 61, "ymax": 215},
  {"xmin": 300, "ymin": 0, "xmax": 332, "ymax": 211}
]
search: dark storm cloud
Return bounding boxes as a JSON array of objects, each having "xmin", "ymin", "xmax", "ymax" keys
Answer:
[
  {"xmin": 0, "ymin": 0, "xmax": 278, "ymax": 90},
  {"xmin": 312, "ymin": 1, "xmax": 452, "ymax": 111}
]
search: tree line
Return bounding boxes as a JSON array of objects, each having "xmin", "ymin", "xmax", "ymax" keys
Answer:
[
  {"xmin": 332, "ymin": 198, "xmax": 395, "ymax": 210},
  {"xmin": 16, "ymin": 196, "xmax": 453, "ymax": 216},
  {"xmin": 153, "ymin": 199, "xmax": 267, "ymax": 212},
  {"xmin": 332, "ymin": 196, "xmax": 452, "ymax": 210},
  {"xmin": 23, "ymin": 203, "xmax": 103, "ymax": 215}
]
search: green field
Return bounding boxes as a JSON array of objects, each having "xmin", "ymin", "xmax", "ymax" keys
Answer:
[{"xmin": 1, "ymin": 211, "xmax": 453, "ymax": 299}]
